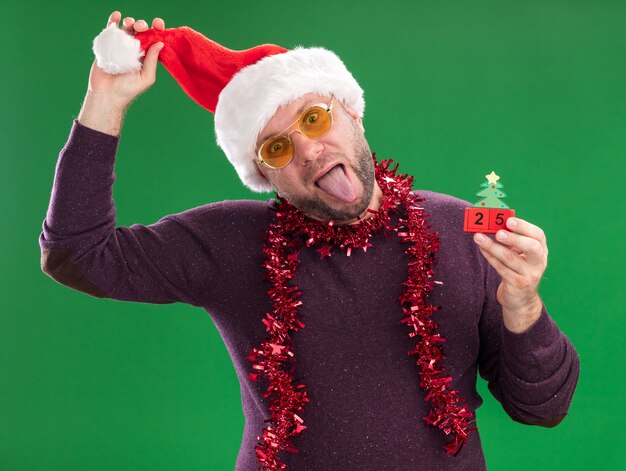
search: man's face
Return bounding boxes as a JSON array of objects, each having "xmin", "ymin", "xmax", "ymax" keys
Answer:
[{"xmin": 254, "ymin": 93, "xmax": 379, "ymax": 224}]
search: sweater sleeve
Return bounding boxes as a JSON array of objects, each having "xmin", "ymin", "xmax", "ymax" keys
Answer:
[
  {"xmin": 39, "ymin": 120, "xmax": 215, "ymax": 307},
  {"xmin": 477, "ymin": 263, "xmax": 580, "ymax": 426}
]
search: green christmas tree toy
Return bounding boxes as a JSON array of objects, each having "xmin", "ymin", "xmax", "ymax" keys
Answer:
[{"xmin": 464, "ymin": 171, "xmax": 516, "ymax": 233}]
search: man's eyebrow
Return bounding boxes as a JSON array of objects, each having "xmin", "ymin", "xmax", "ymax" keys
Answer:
[
  {"xmin": 295, "ymin": 102, "xmax": 309, "ymax": 116},
  {"xmin": 257, "ymin": 102, "xmax": 314, "ymax": 146}
]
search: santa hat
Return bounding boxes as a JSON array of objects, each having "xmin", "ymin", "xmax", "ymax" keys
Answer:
[{"xmin": 92, "ymin": 24, "xmax": 365, "ymax": 192}]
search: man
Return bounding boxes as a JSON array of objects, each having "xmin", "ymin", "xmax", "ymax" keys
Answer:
[{"xmin": 40, "ymin": 11, "xmax": 579, "ymax": 470}]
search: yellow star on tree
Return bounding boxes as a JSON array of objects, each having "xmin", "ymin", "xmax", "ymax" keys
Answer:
[{"xmin": 485, "ymin": 171, "xmax": 500, "ymax": 184}]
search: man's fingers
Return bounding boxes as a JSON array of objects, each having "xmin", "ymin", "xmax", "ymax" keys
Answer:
[
  {"xmin": 134, "ymin": 19, "xmax": 149, "ymax": 32},
  {"xmin": 141, "ymin": 42, "xmax": 164, "ymax": 83},
  {"xmin": 108, "ymin": 13, "xmax": 162, "ymax": 35},
  {"xmin": 494, "ymin": 230, "xmax": 546, "ymax": 263},
  {"xmin": 107, "ymin": 11, "xmax": 121, "ymax": 27},
  {"xmin": 152, "ymin": 17, "xmax": 165, "ymax": 30},
  {"xmin": 474, "ymin": 233, "xmax": 528, "ymax": 275},
  {"xmin": 506, "ymin": 217, "xmax": 546, "ymax": 244},
  {"xmin": 477, "ymin": 246, "xmax": 526, "ymax": 287},
  {"xmin": 122, "ymin": 17, "xmax": 135, "ymax": 34}
]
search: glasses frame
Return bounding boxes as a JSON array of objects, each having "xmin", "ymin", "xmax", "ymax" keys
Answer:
[{"xmin": 256, "ymin": 97, "xmax": 335, "ymax": 169}]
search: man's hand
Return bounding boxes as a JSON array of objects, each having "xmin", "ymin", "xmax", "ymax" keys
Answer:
[
  {"xmin": 78, "ymin": 11, "xmax": 166, "ymax": 135},
  {"xmin": 473, "ymin": 217, "xmax": 548, "ymax": 333},
  {"xmin": 87, "ymin": 11, "xmax": 165, "ymax": 107}
]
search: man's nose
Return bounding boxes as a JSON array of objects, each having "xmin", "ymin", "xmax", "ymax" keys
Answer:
[{"xmin": 292, "ymin": 131, "xmax": 324, "ymax": 164}]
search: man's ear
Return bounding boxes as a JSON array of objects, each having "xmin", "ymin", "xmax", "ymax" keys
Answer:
[{"xmin": 342, "ymin": 103, "xmax": 365, "ymax": 132}]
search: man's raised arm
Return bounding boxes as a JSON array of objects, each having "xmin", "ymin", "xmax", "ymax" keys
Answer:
[
  {"xmin": 77, "ymin": 12, "xmax": 164, "ymax": 136},
  {"xmin": 40, "ymin": 12, "xmax": 212, "ymax": 307}
]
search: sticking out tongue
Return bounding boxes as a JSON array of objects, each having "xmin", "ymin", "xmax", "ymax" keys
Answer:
[{"xmin": 316, "ymin": 165, "xmax": 357, "ymax": 203}]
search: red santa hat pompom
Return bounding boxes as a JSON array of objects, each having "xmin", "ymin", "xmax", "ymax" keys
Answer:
[{"xmin": 92, "ymin": 23, "xmax": 365, "ymax": 192}]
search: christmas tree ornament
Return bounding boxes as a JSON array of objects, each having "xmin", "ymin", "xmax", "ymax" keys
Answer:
[{"xmin": 463, "ymin": 171, "xmax": 516, "ymax": 233}]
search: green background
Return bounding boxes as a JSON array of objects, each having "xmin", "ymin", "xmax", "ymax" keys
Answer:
[{"xmin": 3, "ymin": 0, "xmax": 624, "ymax": 469}]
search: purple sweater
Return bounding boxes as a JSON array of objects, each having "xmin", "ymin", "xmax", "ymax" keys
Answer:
[{"xmin": 40, "ymin": 121, "xmax": 579, "ymax": 470}]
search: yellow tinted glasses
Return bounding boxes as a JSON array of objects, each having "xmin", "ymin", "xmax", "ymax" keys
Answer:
[{"xmin": 256, "ymin": 98, "xmax": 334, "ymax": 169}]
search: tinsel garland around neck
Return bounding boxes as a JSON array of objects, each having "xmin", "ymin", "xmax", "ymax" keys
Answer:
[{"xmin": 247, "ymin": 155, "xmax": 475, "ymax": 470}]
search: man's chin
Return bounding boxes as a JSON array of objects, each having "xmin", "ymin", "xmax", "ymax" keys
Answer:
[{"xmin": 308, "ymin": 194, "xmax": 372, "ymax": 223}]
